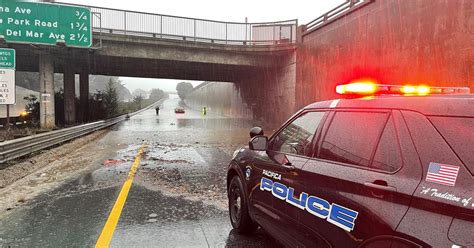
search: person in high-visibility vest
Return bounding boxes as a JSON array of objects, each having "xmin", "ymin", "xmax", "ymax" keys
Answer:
[{"xmin": 203, "ymin": 107, "xmax": 207, "ymax": 116}]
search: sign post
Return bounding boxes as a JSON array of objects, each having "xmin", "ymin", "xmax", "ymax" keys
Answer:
[
  {"xmin": 0, "ymin": 48, "xmax": 15, "ymax": 129},
  {"xmin": 0, "ymin": 1, "xmax": 92, "ymax": 48},
  {"xmin": 6, "ymin": 104, "xmax": 9, "ymax": 129}
]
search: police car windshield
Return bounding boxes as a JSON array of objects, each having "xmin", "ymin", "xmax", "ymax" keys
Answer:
[{"xmin": 430, "ymin": 116, "xmax": 474, "ymax": 174}]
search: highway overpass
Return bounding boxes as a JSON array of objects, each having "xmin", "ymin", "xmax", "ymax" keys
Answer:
[{"xmin": 7, "ymin": 2, "xmax": 298, "ymax": 128}]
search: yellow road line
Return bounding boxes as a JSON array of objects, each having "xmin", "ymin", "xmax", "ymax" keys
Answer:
[{"xmin": 95, "ymin": 144, "xmax": 146, "ymax": 248}]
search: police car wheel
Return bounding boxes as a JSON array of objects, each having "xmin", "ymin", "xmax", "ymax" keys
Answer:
[{"xmin": 228, "ymin": 176, "xmax": 258, "ymax": 234}]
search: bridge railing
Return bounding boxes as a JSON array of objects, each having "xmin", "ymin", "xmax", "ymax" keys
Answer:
[
  {"xmin": 59, "ymin": 3, "xmax": 297, "ymax": 46},
  {"xmin": 304, "ymin": 0, "xmax": 374, "ymax": 36}
]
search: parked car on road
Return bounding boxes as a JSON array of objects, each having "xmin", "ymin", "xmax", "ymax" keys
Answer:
[{"xmin": 174, "ymin": 107, "xmax": 185, "ymax": 114}]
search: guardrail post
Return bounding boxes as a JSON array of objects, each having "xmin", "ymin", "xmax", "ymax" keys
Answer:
[
  {"xmin": 194, "ymin": 19, "xmax": 196, "ymax": 41},
  {"xmin": 160, "ymin": 15, "xmax": 163, "ymax": 38},
  {"xmin": 273, "ymin": 26, "xmax": 276, "ymax": 44},
  {"xmin": 290, "ymin": 25, "xmax": 293, "ymax": 42},
  {"xmin": 279, "ymin": 25, "xmax": 282, "ymax": 41},
  {"xmin": 124, "ymin": 11, "xmax": 127, "ymax": 35},
  {"xmin": 245, "ymin": 18, "xmax": 248, "ymax": 45},
  {"xmin": 250, "ymin": 24, "xmax": 253, "ymax": 45},
  {"xmin": 225, "ymin": 23, "xmax": 228, "ymax": 44}
]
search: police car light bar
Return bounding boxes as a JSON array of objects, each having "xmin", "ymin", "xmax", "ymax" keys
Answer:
[{"xmin": 336, "ymin": 82, "xmax": 470, "ymax": 96}]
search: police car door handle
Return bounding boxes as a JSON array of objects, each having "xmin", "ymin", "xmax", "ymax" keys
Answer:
[
  {"xmin": 283, "ymin": 163, "xmax": 295, "ymax": 171},
  {"xmin": 363, "ymin": 181, "xmax": 396, "ymax": 192}
]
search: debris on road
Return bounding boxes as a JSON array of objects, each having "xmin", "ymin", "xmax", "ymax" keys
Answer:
[{"xmin": 103, "ymin": 159, "xmax": 127, "ymax": 166}]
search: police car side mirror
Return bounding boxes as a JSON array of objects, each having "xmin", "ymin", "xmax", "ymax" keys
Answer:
[
  {"xmin": 249, "ymin": 135, "xmax": 268, "ymax": 151},
  {"xmin": 249, "ymin": 126, "xmax": 264, "ymax": 138}
]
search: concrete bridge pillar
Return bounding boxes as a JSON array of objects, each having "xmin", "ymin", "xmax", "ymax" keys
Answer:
[
  {"xmin": 79, "ymin": 70, "xmax": 89, "ymax": 123},
  {"xmin": 39, "ymin": 53, "xmax": 55, "ymax": 129},
  {"xmin": 63, "ymin": 63, "xmax": 76, "ymax": 126}
]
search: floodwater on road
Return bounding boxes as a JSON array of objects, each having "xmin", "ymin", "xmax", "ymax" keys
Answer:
[{"xmin": 0, "ymin": 97, "xmax": 282, "ymax": 247}]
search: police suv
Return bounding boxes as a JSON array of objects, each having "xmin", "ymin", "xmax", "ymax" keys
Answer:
[{"xmin": 226, "ymin": 83, "xmax": 474, "ymax": 247}]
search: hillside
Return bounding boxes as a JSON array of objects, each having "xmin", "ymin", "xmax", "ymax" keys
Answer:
[{"xmin": 15, "ymin": 72, "xmax": 132, "ymax": 101}]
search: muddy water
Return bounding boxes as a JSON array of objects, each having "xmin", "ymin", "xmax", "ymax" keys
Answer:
[{"xmin": 0, "ymin": 97, "xmax": 282, "ymax": 247}]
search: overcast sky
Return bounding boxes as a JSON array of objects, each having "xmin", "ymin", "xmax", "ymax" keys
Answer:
[{"xmin": 60, "ymin": 0, "xmax": 346, "ymax": 93}]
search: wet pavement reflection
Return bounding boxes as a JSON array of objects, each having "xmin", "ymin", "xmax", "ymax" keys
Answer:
[{"xmin": 0, "ymin": 96, "xmax": 282, "ymax": 247}]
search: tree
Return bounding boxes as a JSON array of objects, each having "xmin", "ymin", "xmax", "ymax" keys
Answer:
[
  {"xmin": 16, "ymin": 72, "xmax": 40, "ymax": 91},
  {"xmin": 149, "ymin": 88, "xmax": 167, "ymax": 101},
  {"xmin": 55, "ymin": 89, "xmax": 65, "ymax": 126},
  {"xmin": 104, "ymin": 79, "xmax": 119, "ymax": 117},
  {"xmin": 176, "ymin": 82, "xmax": 194, "ymax": 100},
  {"xmin": 132, "ymin": 88, "xmax": 148, "ymax": 99},
  {"xmin": 23, "ymin": 94, "xmax": 40, "ymax": 126},
  {"xmin": 88, "ymin": 91, "xmax": 107, "ymax": 121},
  {"xmin": 88, "ymin": 76, "xmax": 132, "ymax": 101},
  {"xmin": 133, "ymin": 95, "xmax": 144, "ymax": 109}
]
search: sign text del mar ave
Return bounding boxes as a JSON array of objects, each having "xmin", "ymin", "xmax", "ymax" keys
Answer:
[{"xmin": 0, "ymin": 1, "xmax": 92, "ymax": 48}]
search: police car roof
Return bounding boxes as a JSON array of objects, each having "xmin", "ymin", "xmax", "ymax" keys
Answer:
[{"xmin": 305, "ymin": 94, "xmax": 474, "ymax": 117}]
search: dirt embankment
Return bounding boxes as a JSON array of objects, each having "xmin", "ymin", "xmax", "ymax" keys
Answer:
[{"xmin": 0, "ymin": 130, "xmax": 110, "ymax": 212}]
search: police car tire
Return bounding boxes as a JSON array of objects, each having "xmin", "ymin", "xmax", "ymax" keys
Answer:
[{"xmin": 229, "ymin": 176, "xmax": 258, "ymax": 234}]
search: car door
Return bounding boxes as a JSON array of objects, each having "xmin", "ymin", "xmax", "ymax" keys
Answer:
[
  {"xmin": 396, "ymin": 111, "xmax": 474, "ymax": 247},
  {"xmin": 249, "ymin": 110, "xmax": 328, "ymax": 247},
  {"xmin": 300, "ymin": 110, "xmax": 422, "ymax": 247}
]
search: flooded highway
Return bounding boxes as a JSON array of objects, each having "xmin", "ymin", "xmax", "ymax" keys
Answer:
[{"xmin": 0, "ymin": 96, "xmax": 282, "ymax": 247}]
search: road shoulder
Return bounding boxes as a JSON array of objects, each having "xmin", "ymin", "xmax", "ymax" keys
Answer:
[{"xmin": 0, "ymin": 129, "xmax": 112, "ymax": 214}]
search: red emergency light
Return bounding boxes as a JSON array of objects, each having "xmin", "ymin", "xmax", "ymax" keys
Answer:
[{"xmin": 336, "ymin": 82, "xmax": 470, "ymax": 96}]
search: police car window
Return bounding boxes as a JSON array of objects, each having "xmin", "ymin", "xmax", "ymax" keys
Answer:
[
  {"xmin": 318, "ymin": 112, "xmax": 388, "ymax": 167},
  {"xmin": 269, "ymin": 112, "xmax": 325, "ymax": 156},
  {"xmin": 371, "ymin": 116, "xmax": 402, "ymax": 172},
  {"xmin": 429, "ymin": 117, "xmax": 474, "ymax": 175}
]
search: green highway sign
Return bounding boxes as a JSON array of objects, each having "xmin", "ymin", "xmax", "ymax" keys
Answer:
[
  {"xmin": 0, "ymin": 48, "xmax": 15, "ymax": 69},
  {"xmin": 0, "ymin": 1, "xmax": 92, "ymax": 48}
]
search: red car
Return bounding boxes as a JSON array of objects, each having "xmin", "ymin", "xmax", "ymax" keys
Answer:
[{"xmin": 174, "ymin": 107, "xmax": 185, "ymax": 114}]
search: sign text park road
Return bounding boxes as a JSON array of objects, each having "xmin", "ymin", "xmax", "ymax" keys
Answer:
[{"xmin": 0, "ymin": 1, "xmax": 92, "ymax": 48}]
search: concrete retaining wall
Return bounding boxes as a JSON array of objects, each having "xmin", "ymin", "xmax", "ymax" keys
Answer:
[
  {"xmin": 237, "ymin": 52, "xmax": 297, "ymax": 126},
  {"xmin": 296, "ymin": 0, "xmax": 474, "ymax": 109}
]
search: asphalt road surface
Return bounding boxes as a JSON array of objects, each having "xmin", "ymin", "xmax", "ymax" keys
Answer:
[{"xmin": 0, "ymin": 96, "xmax": 282, "ymax": 248}]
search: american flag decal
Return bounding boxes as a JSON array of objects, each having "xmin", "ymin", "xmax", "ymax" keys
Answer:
[{"xmin": 426, "ymin": 162, "xmax": 460, "ymax": 187}]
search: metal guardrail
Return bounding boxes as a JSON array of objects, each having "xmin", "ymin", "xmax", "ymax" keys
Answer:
[
  {"xmin": 58, "ymin": 3, "xmax": 297, "ymax": 46},
  {"xmin": 0, "ymin": 100, "xmax": 161, "ymax": 164},
  {"xmin": 304, "ymin": 0, "xmax": 374, "ymax": 35}
]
